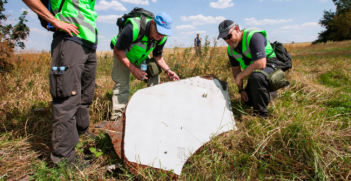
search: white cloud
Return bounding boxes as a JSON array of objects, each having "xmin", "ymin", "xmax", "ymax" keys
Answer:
[
  {"xmin": 95, "ymin": 0, "xmax": 127, "ymax": 11},
  {"xmin": 152, "ymin": 0, "xmax": 157, "ymax": 2},
  {"xmin": 2, "ymin": 18, "xmax": 17, "ymax": 25},
  {"xmin": 180, "ymin": 31, "xmax": 206, "ymax": 35},
  {"xmin": 247, "ymin": 27, "xmax": 261, "ymax": 30},
  {"xmin": 25, "ymin": 40, "xmax": 38, "ymax": 44},
  {"xmin": 209, "ymin": 0, "xmax": 234, "ymax": 9},
  {"xmin": 181, "ymin": 15, "xmax": 225, "ymax": 25},
  {"xmin": 96, "ymin": 15, "xmax": 122, "ymax": 24},
  {"xmin": 175, "ymin": 25, "xmax": 196, "ymax": 31},
  {"xmin": 9, "ymin": 10, "xmax": 13, "ymax": 13},
  {"xmin": 168, "ymin": 36, "xmax": 188, "ymax": 39},
  {"xmin": 244, "ymin": 17, "xmax": 293, "ymax": 26},
  {"xmin": 21, "ymin": 8, "xmax": 36, "ymax": 18},
  {"xmin": 320, "ymin": 0, "xmax": 328, "ymax": 2},
  {"xmin": 273, "ymin": 22, "xmax": 321, "ymax": 33},
  {"xmin": 31, "ymin": 28, "xmax": 52, "ymax": 36},
  {"xmin": 98, "ymin": 35, "xmax": 106, "ymax": 38},
  {"xmin": 120, "ymin": 0, "xmax": 149, "ymax": 5}
]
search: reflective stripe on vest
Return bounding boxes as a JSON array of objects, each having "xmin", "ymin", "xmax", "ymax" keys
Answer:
[
  {"xmin": 228, "ymin": 29, "xmax": 276, "ymax": 70},
  {"xmin": 52, "ymin": 0, "xmax": 98, "ymax": 43},
  {"xmin": 111, "ymin": 17, "xmax": 167, "ymax": 65}
]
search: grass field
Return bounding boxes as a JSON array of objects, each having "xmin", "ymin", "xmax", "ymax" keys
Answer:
[{"xmin": 0, "ymin": 40, "xmax": 350, "ymax": 180}]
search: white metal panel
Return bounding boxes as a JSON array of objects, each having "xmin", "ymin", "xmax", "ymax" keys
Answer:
[{"xmin": 124, "ymin": 76, "xmax": 237, "ymax": 175}]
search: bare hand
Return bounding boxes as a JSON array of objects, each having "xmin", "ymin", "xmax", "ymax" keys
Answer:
[
  {"xmin": 51, "ymin": 19, "xmax": 79, "ymax": 36},
  {"xmin": 167, "ymin": 70, "xmax": 180, "ymax": 81},
  {"xmin": 131, "ymin": 67, "xmax": 148, "ymax": 81},
  {"xmin": 235, "ymin": 74, "xmax": 243, "ymax": 87},
  {"xmin": 241, "ymin": 91, "xmax": 249, "ymax": 102}
]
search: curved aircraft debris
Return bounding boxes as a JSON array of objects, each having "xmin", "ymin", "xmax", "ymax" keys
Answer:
[{"xmin": 103, "ymin": 75, "xmax": 237, "ymax": 177}]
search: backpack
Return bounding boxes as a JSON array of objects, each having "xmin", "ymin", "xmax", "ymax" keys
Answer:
[
  {"xmin": 116, "ymin": 7, "xmax": 154, "ymax": 43},
  {"xmin": 255, "ymin": 41, "xmax": 292, "ymax": 91},
  {"xmin": 267, "ymin": 41, "xmax": 292, "ymax": 71},
  {"xmin": 254, "ymin": 67, "xmax": 290, "ymax": 92},
  {"xmin": 38, "ymin": 0, "xmax": 65, "ymax": 32}
]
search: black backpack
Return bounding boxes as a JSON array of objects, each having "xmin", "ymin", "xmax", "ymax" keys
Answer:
[
  {"xmin": 267, "ymin": 41, "xmax": 292, "ymax": 71},
  {"xmin": 38, "ymin": 0, "xmax": 65, "ymax": 32},
  {"xmin": 116, "ymin": 7, "xmax": 154, "ymax": 43}
]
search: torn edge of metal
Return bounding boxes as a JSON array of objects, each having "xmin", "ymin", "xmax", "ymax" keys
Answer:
[
  {"xmin": 102, "ymin": 75, "xmax": 230, "ymax": 179},
  {"xmin": 103, "ymin": 106, "xmax": 179, "ymax": 179}
]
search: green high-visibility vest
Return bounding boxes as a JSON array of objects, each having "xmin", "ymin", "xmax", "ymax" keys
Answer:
[
  {"xmin": 111, "ymin": 17, "xmax": 167, "ymax": 65},
  {"xmin": 51, "ymin": 0, "xmax": 98, "ymax": 44},
  {"xmin": 228, "ymin": 29, "xmax": 275, "ymax": 70}
]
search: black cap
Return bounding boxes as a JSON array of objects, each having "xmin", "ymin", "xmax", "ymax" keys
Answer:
[{"xmin": 217, "ymin": 20, "xmax": 236, "ymax": 40}]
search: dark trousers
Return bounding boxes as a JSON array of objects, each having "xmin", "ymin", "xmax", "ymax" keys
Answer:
[
  {"xmin": 49, "ymin": 35, "xmax": 97, "ymax": 163},
  {"xmin": 244, "ymin": 67, "xmax": 276, "ymax": 116}
]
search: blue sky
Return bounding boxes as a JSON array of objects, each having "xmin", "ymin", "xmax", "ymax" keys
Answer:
[{"xmin": 4, "ymin": 0, "xmax": 335, "ymax": 51}]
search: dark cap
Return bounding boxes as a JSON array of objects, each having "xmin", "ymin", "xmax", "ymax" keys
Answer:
[{"xmin": 217, "ymin": 20, "xmax": 236, "ymax": 40}]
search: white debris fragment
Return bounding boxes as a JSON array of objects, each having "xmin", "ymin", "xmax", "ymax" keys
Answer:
[{"xmin": 123, "ymin": 76, "xmax": 237, "ymax": 176}]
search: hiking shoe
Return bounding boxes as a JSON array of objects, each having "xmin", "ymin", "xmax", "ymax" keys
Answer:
[{"xmin": 109, "ymin": 115, "xmax": 121, "ymax": 122}]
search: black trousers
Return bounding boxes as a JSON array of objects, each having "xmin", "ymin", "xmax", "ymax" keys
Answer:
[
  {"xmin": 49, "ymin": 35, "xmax": 97, "ymax": 163},
  {"xmin": 244, "ymin": 66, "xmax": 276, "ymax": 116}
]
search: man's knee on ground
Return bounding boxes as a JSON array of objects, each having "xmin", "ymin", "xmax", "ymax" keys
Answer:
[{"xmin": 249, "ymin": 72, "xmax": 266, "ymax": 85}]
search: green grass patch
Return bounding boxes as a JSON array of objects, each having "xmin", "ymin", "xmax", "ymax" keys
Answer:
[{"xmin": 319, "ymin": 70, "xmax": 350, "ymax": 88}]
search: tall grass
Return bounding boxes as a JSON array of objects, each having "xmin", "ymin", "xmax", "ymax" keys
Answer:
[{"xmin": 0, "ymin": 41, "xmax": 350, "ymax": 180}]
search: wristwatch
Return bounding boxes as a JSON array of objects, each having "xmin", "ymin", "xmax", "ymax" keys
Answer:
[
  {"xmin": 165, "ymin": 69, "xmax": 170, "ymax": 74},
  {"xmin": 239, "ymin": 89, "xmax": 245, "ymax": 93}
]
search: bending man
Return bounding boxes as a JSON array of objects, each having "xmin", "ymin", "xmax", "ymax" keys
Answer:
[
  {"xmin": 109, "ymin": 12, "xmax": 180, "ymax": 121},
  {"xmin": 218, "ymin": 20, "xmax": 283, "ymax": 117}
]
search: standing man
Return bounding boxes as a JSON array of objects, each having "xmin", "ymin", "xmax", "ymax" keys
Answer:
[
  {"xmin": 23, "ymin": 0, "xmax": 98, "ymax": 164},
  {"xmin": 218, "ymin": 20, "xmax": 282, "ymax": 117},
  {"xmin": 194, "ymin": 33, "xmax": 202, "ymax": 56},
  {"xmin": 109, "ymin": 12, "xmax": 180, "ymax": 121}
]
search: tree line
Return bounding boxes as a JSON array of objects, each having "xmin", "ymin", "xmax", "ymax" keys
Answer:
[{"xmin": 313, "ymin": 0, "xmax": 351, "ymax": 44}]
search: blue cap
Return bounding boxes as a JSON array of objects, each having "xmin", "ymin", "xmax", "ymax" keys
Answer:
[{"xmin": 154, "ymin": 12, "xmax": 172, "ymax": 36}]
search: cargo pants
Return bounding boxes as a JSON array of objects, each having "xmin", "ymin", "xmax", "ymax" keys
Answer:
[
  {"xmin": 111, "ymin": 54, "xmax": 159, "ymax": 120},
  {"xmin": 244, "ymin": 66, "xmax": 277, "ymax": 117},
  {"xmin": 49, "ymin": 35, "xmax": 97, "ymax": 163}
]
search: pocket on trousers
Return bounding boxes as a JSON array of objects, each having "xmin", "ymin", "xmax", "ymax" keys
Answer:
[
  {"xmin": 49, "ymin": 67, "xmax": 77, "ymax": 98},
  {"xmin": 52, "ymin": 123, "xmax": 62, "ymax": 146}
]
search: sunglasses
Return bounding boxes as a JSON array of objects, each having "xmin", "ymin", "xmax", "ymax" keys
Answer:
[{"xmin": 222, "ymin": 33, "xmax": 233, "ymax": 40}]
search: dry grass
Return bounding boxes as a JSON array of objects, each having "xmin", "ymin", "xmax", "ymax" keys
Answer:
[{"xmin": 0, "ymin": 40, "xmax": 351, "ymax": 180}]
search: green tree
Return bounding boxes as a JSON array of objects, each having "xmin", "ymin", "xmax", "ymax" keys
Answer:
[
  {"xmin": 0, "ymin": 0, "xmax": 30, "ymax": 96},
  {"xmin": 0, "ymin": 0, "xmax": 30, "ymax": 72},
  {"xmin": 329, "ymin": 9, "xmax": 351, "ymax": 41},
  {"xmin": 313, "ymin": 0, "xmax": 351, "ymax": 43}
]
